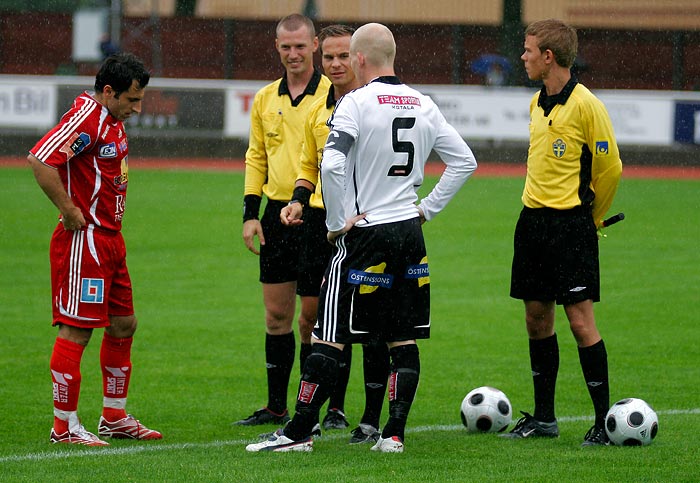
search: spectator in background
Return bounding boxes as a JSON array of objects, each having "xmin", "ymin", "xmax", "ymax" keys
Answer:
[
  {"xmin": 485, "ymin": 63, "xmax": 506, "ymax": 86},
  {"xmin": 100, "ymin": 34, "xmax": 120, "ymax": 60},
  {"xmin": 471, "ymin": 54, "xmax": 511, "ymax": 86}
]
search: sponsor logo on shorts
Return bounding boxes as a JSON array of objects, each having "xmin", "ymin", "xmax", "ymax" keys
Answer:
[
  {"xmin": 405, "ymin": 257, "xmax": 430, "ymax": 287},
  {"xmin": 99, "ymin": 142, "xmax": 117, "ymax": 158},
  {"xmin": 80, "ymin": 278, "xmax": 104, "ymax": 303},
  {"xmin": 348, "ymin": 265, "xmax": 394, "ymax": 294}
]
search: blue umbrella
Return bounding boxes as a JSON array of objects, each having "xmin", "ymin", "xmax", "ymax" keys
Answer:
[{"xmin": 471, "ymin": 54, "xmax": 512, "ymax": 75}]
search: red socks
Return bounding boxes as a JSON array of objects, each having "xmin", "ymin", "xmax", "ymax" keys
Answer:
[
  {"xmin": 50, "ymin": 337, "xmax": 85, "ymax": 432},
  {"xmin": 50, "ymin": 333, "xmax": 135, "ymax": 430},
  {"xmin": 100, "ymin": 333, "xmax": 133, "ymax": 421}
]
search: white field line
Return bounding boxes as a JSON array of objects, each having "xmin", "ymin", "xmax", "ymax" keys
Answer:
[{"xmin": 1, "ymin": 408, "xmax": 698, "ymax": 463}]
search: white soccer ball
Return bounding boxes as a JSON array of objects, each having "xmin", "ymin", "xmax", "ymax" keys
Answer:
[
  {"xmin": 460, "ymin": 386, "xmax": 512, "ymax": 433},
  {"xmin": 605, "ymin": 397, "xmax": 659, "ymax": 446}
]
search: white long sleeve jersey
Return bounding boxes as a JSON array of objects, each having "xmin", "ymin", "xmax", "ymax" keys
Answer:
[{"xmin": 321, "ymin": 76, "xmax": 477, "ymax": 232}]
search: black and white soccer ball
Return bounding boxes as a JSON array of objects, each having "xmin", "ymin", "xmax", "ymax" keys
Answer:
[
  {"xmin": 605, "ymin": 398, "xmax": 659, "ymax": 446},
  {"xmin": 460, "ymin": 386, "xmax": 512, "ymax": 433}
]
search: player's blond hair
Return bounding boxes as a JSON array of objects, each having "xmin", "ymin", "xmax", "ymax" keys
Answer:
[
  {"xmin": 276, "ymin": 13, "xmax": 315, "ymax": 39},
  {"xmin": 525, "ymin": 19, "xmax": 577, "ymax": 68}
]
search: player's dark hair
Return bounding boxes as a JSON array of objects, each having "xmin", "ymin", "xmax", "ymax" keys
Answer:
[
  {"xmin": 94, "ymin": 52, "xmax": 150, "ymax": 97},
  {"xmin": 318, "ymin": 24, "xmax": 355, "ymax": 53},
  {"xmin": 276, "ymin": 13, "xmax": 316, "ymax": 38},
  {"xmin": 525, "ymin": 19, "xmax": 578, "ymax": 68}
]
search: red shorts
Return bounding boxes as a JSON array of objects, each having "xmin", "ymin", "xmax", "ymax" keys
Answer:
[{"xmin": 50, "ymin": 224, "xmax": 134, "ymax": 328}]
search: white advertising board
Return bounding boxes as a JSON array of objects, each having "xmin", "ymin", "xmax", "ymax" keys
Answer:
[
  {"xmin": 420, "ymin": 85, "xmax": 531, "ymax": 141},
  {"xmin": 72, "ymin": 9, "xmax": 108, "ymax": 63},
  {"xmin": 1, "ymin": 75, "xmax": 698, "ymax": 147},
  {"xmin": 0, "ymin": 81, "xmax": 56, "ymax": 129},
  {"xmin": 597, "ymin": 92, "xmax": 674, "ymax": 145},
  {"xmin": 222, "ymin": 82, "xmax": 679, "ymax": 145},
  {"xmin": 223, "ymin": 81, "xmax": 267, "ymax": 138}
]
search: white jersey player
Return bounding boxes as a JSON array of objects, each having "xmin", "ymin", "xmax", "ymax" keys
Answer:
[
  {"xmin": 322, "ymin": 75, "xmax": 476, "ymax": 233},
  {"xmin": 246, "ymin": 22, "xmax": 476, "ymax": 455}
]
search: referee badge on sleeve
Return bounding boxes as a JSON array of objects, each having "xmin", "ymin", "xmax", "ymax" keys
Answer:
[{"xmin": 595, "ymin": 141, "xmax": 609, "ymax": 155}]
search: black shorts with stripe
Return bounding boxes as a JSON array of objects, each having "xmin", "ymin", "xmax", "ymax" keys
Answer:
[
  {"xmin": 314, "ymin": 217, "xmax": 431, "ymax": 345},
  {"xmin": 510, "ymin": 206, "xmax": 600, "ymax": 305}
]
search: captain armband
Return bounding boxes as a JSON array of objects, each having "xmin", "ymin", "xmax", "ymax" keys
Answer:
[{"xmin": 324, "ymin": 129, "xmax": 354, "ymax": 156}]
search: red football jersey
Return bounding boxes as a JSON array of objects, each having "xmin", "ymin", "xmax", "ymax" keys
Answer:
[{"xmin": 30, "ymin": 92, "xmax": 130, "ymax": 232}]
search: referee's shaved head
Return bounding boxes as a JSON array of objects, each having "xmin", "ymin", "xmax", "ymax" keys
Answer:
[{"xmin": 351, "ymin": 23, "xmax": 396, "ymax": 68}]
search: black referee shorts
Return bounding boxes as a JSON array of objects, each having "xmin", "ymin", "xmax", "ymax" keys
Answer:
[
  {"xmin": 314, "ymin": 217, "xmax": 431, "ymax": 345},
  {"xmin": 510, "ymin": 206, "xmax": 600, "ymax": 305},
  {"xmin": 259, "ymin": 200, "xmax": 302, "ymax": 284},
  {"xmin": 297, "ymin": 206, "xmax": 332, "ymax": 297}
]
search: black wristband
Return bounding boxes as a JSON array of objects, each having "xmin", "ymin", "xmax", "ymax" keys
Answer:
[
  {"xmin": 243, "ymin": 194, "xmax": 261, "ymax": 222},
  {"xmin": 291, "ymin": 186, "xmax": 312, "ymax": 206}
]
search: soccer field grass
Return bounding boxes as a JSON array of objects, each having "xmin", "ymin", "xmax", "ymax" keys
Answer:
[{"xmin": 1, "ymin": 166, "xmax": 698, "ymax": 482}]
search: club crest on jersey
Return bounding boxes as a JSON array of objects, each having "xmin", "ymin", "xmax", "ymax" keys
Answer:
[
  {"xmin": 114, "ymin": 156, "xmax": 129, "ymax": 190},
  {"xmin": 348, "ymin": 263, "xmax": 393, "ymax": 294},
  {"xmin": 59, "ymin": 132, "xmax": 91, "ymax": 160},
  {"xmin": 80, "ymin": 278, "xmax": 104, "ymax": 304},
  {"xmin": 595, "ymin": 140, "xmax": 609, "ymax": 155},
  {"xmin": 552, "ymin": 138, "xmax": 566, "ymax": 158},
  {"xmin": 119, "ymin": 138, "xmax": 128, "ymax": 153},
  {"xmin": 99, "ymin": 142, "xmax": 117, "ymax": 158}
]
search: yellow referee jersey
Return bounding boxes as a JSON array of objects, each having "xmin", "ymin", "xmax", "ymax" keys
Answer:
[
  {"xmin": 523, "ymin": 80, "xmax": 622, "ymax": 226},
  {"xmin": 298, "ymin": 87, "xmax": 336, "ymax": 209},
  {"xmin": 244, "ymin": 69, "xmax": 331, "ymax": 201}
]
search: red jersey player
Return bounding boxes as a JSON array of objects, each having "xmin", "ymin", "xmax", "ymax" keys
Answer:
[{"xmin": 28, "ymin": 53, "xmax": 161, "ymax": 446}]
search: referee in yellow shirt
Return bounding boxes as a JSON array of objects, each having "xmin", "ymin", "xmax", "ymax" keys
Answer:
[
  {"xmin": 238, "ymin": 13, "xmax": 331, "ymax": 426},
  {"xmin": 503, "ymin": 19, "xmax": 622, "ymax": 446}
]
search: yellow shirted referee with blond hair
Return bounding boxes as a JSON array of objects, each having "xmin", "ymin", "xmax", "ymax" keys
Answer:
[
  {"xmin": 237, "ymin": 13, "xmax": 331, "ymax": 427},
  {"xmin": 504, "ymin": 18, "xmax": 622, "ymax": 447}
]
